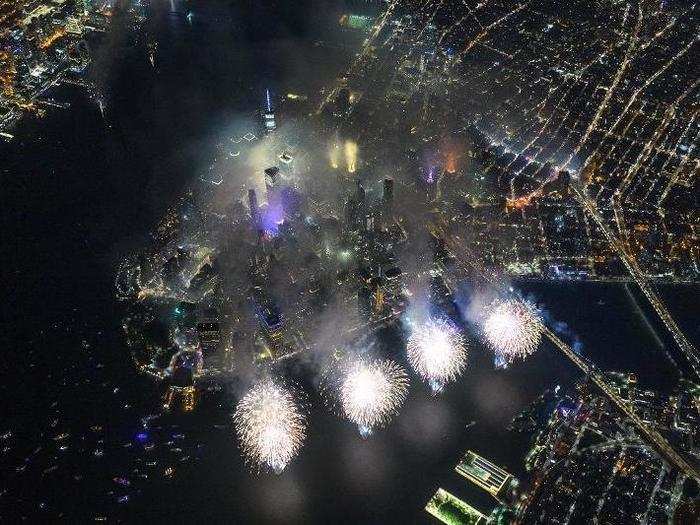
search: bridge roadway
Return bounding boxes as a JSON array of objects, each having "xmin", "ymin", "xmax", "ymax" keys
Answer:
[
  {"xmin": 427, "ymin": 221, "xmax": 700, "ymax": 482},
  {"xmin": 543, "ymin": 324, "xmax": 700, "ymax": 482},
  {"xmin": 571, "ymin": 185, "xmax": 700, "ymax": 380}
]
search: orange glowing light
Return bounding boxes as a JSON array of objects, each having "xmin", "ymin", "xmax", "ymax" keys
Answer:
[
  {"xmin": 506, "ymin": 188, "xmax": 543, "ymax": 210},
  {"xmin": 444, "ymin": 150, "xmax": 458, "ymax": 173},
  {"xmin": 439, "ymin": 135, "xmax": 463, "ymax": 174},
  {"xmin": 40, "ymin": 28, "xmax": 67, "ymax": 50}
]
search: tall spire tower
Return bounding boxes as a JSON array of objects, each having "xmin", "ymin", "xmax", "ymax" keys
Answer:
[{"xmin": 262, "ymin": 89, "xmax": 276, "ymax": 133}]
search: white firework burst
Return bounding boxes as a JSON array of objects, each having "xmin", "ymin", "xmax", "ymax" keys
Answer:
[
  {"xmin": 337, "ymin": 357, "xmax": 409, "ymax": 437},
  {"xmin": 233, "ymin": 378, "xmax": 306, "ymax": 473},
  {"xmin": 407, "ymin": 317, "xmax": 468, "ymax": 393},
  {"xmin": 483, "ymin": 298, "xmax": 543, "ymax": 363}
]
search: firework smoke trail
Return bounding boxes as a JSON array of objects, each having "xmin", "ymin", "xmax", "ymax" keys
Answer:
[
  {"xmin": 337, "ymin": 357, "xmax": 409, "ymax": 437},
  {"xmin": 482, "ymin": 298, "xmax": 543, "ymax": 365},
  {"xmin": 407, "ymin": 317, "xmax": 468, "ymax": 393},
  {"xmin": 233, "ymin": 378, "xmax": 306, "ymax": 473}
]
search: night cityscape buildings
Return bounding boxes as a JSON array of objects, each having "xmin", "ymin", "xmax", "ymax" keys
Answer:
[
  {"xmin": 2, "ymin": 0, "xmax": 699, "ymax": 522},
  {"xmin": 0, "ymin": 0, "xmax": 128, "ymax": 135},
  {"xmin": 426, "ymin": 375, "xmax": 700, "ymax": 523},
  {"xmin": 513, "ymin": 374, "xmax": 700, "ymax": 523}
]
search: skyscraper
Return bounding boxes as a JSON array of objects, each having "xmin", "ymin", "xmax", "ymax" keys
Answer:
[
  {"xmin": 358, "ymin": 286, "xmax": 373, "ymax": 318},
  {"xmin": 264, "ymin": 166, "xmax": 280, "ymax": 197},
  {"xmin": 262, "ymin": 89, "xmax": 276, "ymax": 133},
  {"xmin": 372, "ymin": 207, "xmax": 383, "ymax": 233},
  {"xmin": 356, "ymin": 178, "xmax": 365, "ymax": 204},
  {"xmin": 383, "ymin": 177, "xmax": 393, "ymax": 212},
  {"xmin": 248, "ymin": 188, "xmax": 259, "ymax": 223}
]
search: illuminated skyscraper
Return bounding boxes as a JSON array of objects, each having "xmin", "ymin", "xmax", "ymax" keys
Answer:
[
  {"xmin": 262, "ymin": 89, "xmax": 276, "ymax": 133},
  {"xmin": 373, "ymin": 286, "xmax": 384, "ymax": 312}
]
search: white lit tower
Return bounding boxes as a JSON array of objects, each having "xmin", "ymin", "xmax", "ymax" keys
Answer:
[{"xmin": 262, "ymin": 89, "xmax": 276, "ymax": 134}]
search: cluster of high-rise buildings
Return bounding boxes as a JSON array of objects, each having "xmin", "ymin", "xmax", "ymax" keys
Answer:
[
  {"xmin": 107, "ymin": 0, "xmax": 698, "ymax": 519},
  {"xmin": 118, "ymin": 84, "xmax": 426, "ymax": 411}
]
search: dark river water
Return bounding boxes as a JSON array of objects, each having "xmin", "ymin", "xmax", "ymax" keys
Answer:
[{"xmin": 2, "ymin": 1, "xmax": 697, "ymax": 522}]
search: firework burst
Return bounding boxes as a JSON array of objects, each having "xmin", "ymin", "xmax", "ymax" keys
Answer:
[
  {"xmin": 407, "ymin": 317, "xmax": 467, "ymax": 393},
  {"xmin": 336, "ymin": 357, "xmax": 409, "ymax": 437},
  {"xmin": 482, "ymin": 298, "xmax": 543, "ymax": 363},
  {"xmin": 233, "ymin": 378, "xmax": 306, "ymax": 473}
]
